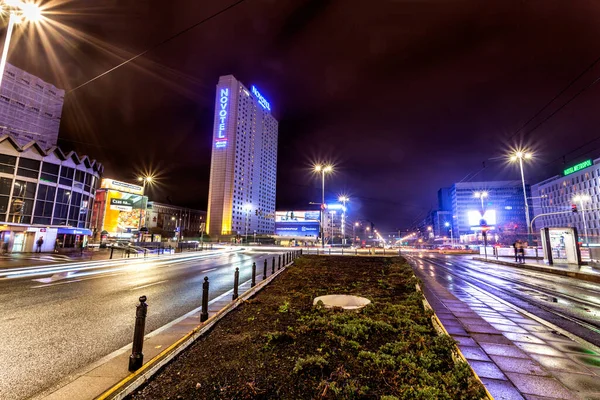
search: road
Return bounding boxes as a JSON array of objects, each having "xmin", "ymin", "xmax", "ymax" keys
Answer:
[
  {"xmin": 0, "ymin": 249, "xmax": 283, "ymax": 400},
  {"xmin": 406, "ymin": 253, "xmax": 600, "ymax": 347}
]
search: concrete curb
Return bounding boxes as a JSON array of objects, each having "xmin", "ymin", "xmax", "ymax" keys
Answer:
[
  {"xmin": 472, "ymin": 257, "xmax": 600, "ymax": 284},
  {"xmin": 416, "ymin": 283, "xmax": 493, "ymax": 400},
  {"xmin": 95, "ymin": 259, "xmax": 296, "ymax": 400}
]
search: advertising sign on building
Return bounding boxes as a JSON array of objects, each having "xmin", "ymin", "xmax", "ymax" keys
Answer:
[
  {"xmin": 110, "ymin": 198, "xmax": 133, "ymax": 212},
  {"xmin": 275, "ymin": 210, "xmax": 320, "ymax": 237},
  {"xmin": 468, "ymin": 210, "xmax": 497, "ymax": 230},
  {"xmin": 100, "ymin": 179, "xmax": 144, "ymax": 195},
  {"xmin": 102, "ymin": 190, "xmax": 144, "ymax": 235}
]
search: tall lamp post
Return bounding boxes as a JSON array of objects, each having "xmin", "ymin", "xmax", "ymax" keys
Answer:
[
  {"xmin": 314, "ymin": 164, "xmax": 333, "ymax": 248},
  {"xmin": 510, "ymin": 151, "xmax": 533, "ymax": 240},
  {"xmin": 445, "ymin": 222, "xmax": 453, "ymax": 247},
  {"xmin": 338, "ymin": 195, "xmax": 349, "ymax": 245},
  {"xmin": 0, "ymin": 1, "xmax": 43, "ymax": 90},
  {"xmin": 243, "ymin": 204, "xmax": 252, "ymax": 244},
  {"xmin": 354, "ymin": 222, "xmax": 359, "ymax": 246},
  {"xmin": 573, "ymin": 194, "xmax": 591, "ymax": 246},
  {"xmin": 137, "ymin": 176, "xmax": 153, "ymax": 231}
]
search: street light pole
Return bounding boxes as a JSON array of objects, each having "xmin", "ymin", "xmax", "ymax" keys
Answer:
[
  {"xmin": 510, "ymin": 151, "xmax": 533, "ymax": 240},
  {"xmin": 574, "ymin": 195, "xmax": 590, "ymax": 245},
  {"xmin": 314, "ymin": 165, "xmax": 332, "ymax": 249},
  {"xmin": 338, "ymin": 196, "xmax": 349, "ymax": 245},
  {"xmin": 0, "ymin": 3, "xmax": 43, "ymax": 90}
]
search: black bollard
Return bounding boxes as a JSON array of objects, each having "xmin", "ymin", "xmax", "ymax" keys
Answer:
[
  {"xmin": 300, "ymin": 249, "xmax": 303, "ymax": 256},
  {"xmin": 110, "ymin": 247, "xmax": 114, "ymax": 259},
  {"xmin": 232, "ymin": 267, "xmax": 239, "ymax": 300},
  {"xmin": 144, "ymin": 249, "xmax": 148, "ymax": 258},
  {"xmin": 128, "ymin": 295, "xmax": 148, "ymax": 372},
  {"xmin": 251, "ymin": 262, "xmax": 256, "ymax": 287},
  {"xmin": 278, "ymin": 255, "xmax": 281, "ymax": 270},
  {"xmin": 263, "ymin": 259, "xmax": 267, "ymax": 280},
  {"xmin": 200, "ymin": 277, "xmax": 209, "ymax": 322},
  {"xmin": 329, "ymin": 248, "xmax": 331, "ymax": 255},
  {"xmin": 272, "ymin": 257, "xmax": 275, "ymax": 274}
]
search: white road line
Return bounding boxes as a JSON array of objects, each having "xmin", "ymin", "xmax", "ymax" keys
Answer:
[
  {"xmin": 130, "ymin": 280, "xmax": 169, "ymax": 291},
  {"xmin": 199, "ymin": 268, "xmax": 217, "ymax": 273},
  {"xmin": 30, "ymin": 272, "xmax": 125, "ymax": 288}
]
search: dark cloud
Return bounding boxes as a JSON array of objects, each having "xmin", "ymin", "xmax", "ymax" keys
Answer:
[{"xmin": 6, "ymin": 0, "xmax": 600, "ymax": 232}]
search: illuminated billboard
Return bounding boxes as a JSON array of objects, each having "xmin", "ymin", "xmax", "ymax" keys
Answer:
[
  {"xmin": 102, "ymin": 190, "xmax": 145, "ymax": 235},
  {"xmin": 468, "ymin": 210, "xmax": 497, "ymax": 227},
  {"xmin": 275, "ymin": 211, "xmax": 320, "ymax": 222},
  {"xmin": 275, "ymin": 210, "xmax": 320, "ymax": 237},
  {"xmin": 100, "ymin": 179, "xmax": 144, "ymax": 195}
]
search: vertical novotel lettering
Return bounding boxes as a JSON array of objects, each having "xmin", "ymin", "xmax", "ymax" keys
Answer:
[{"xmin": 215, "ymin": 88, "xmax": 229, "ymax": 148}]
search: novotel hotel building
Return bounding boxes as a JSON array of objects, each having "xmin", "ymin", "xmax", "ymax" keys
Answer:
[
  {"xmin": 532, "ymin": 157, "xmax": 600, "ymax": 242},
  {"xmin": 206, "ymin": 75, "xmax": 278, "ymax": 236}
]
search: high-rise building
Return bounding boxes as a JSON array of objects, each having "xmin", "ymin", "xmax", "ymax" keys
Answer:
[
  {"xmin": 0, "ymin": 63, "xmax": 64, "ymax": 148},
  {"xmin": 449, "ymin": 181, "xmax": 531, "ymax": 239},
  {"xmin": 206, "ymin": 75, "xmax": 278, "ymax": 236},
  {"xmin": 438, "ymin": 187, "xmax": 452, "ymax": 211},
  {"xmin": 532, "ymin": 157, "xmax": 600, "ymax": 243}
]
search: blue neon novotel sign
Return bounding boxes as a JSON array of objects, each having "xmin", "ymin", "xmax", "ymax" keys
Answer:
[
  {"xmin": 215, "ymin": 87, "xmax": 229, "ymax": 148},
  {"xmin": 251, "ymin": 85, "xmax": 271, "ymax": 111}
]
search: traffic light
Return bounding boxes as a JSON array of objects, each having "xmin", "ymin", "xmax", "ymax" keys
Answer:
[{"xmin": 572, "ymin": 204, "xmax": 578, "ymax": 213}]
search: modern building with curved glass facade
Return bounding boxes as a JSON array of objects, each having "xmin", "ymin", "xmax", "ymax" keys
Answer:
[{"xmin": 0, "ymin": 135, "xmax": 103, "ymax": 252}]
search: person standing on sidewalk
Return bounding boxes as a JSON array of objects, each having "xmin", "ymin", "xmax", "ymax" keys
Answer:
[
  {"xmin": 518, "ymin": 241, "xmax": 525, "ymax": 264},
  {"xmin": 36, "ymin": 237, "xmax": 44, "ymax": 253},
  {"xmin": 512, "ymin": 241, "xmax": 518, "ymax": 262}
]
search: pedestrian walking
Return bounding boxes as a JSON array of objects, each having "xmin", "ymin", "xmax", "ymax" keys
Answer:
[
  {"xmin": 512, "ymin": 241, "xmax": 518, "ymax": 262},
  {"xmin": 36, "ymin": 236, "xmax": 44, "ymax": 253},
  {"xmin": 518, "ymin": 242, "xmax": 525, "ymax": 264}
]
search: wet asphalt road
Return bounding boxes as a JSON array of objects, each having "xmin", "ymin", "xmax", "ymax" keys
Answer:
[
  {"xmin": 408, "ymin": 253, "xmax": 600, "ymax": 347},
  {"xmin": 0, "ymin": 250, "xmax": 281, "ymax": 400}
]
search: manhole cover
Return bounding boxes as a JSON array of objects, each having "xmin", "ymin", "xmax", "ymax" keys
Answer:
[{"xmin": 313, "ymin": 295, "xmax": 371, "ymax": 310}]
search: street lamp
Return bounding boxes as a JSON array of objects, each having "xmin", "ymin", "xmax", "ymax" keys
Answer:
[
  {"xmin": 573, "ymin": 194, "xmax": 591, "ymax": 246},
  {"xmin": 444, "ymin": 222, "xmax": 453, "ymax": 246},
  {"xmin": 314, "ymin": 164, "xmax": 333, "ymax": 248},
  {"xmin": 353, "ymin": 221, "xmax": 359, "ymax": 246},
  {"xmin": 338, "ymin": 195, "xmax": 349, "ymax": 245},
  {"xmin": 473, "ymin": 191, "xmax": 488, "ymax": 210},
  {"xmin": 0, "ymin": 1, "xmax": 44, "ymax": 90},
  {"xmin": 510, "ymin": 151, "xmax": 533, "ymax": 239},
  {"xmin": 137, "ymin": 176, "xmax": 153, "ymax": 230},
  {"xmin": 243, "ymin": 204, "xmax": 252, "ymax": 244}
]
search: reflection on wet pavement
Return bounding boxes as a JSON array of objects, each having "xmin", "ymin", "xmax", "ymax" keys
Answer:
[{"xmin": 409, "ymin": 254, "xmax": 600, "ymax": 399}]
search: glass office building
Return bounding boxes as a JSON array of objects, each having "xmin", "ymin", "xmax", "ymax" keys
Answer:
[
  {"xmin": 0, "ymin": 135, "xmax": 103, "ymax": 252},
  {"xmin": 449, "ymin": 181, "xmax": 531, "ymax": 241}
]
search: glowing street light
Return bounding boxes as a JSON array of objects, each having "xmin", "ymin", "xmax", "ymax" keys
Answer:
[
  {"xmin": 510, "ymin": 150, "xmax": 533, "ymax": 238},
  {"xmin": 0, "ymin": 1, "xmax": 44, "ymax": 89},
  {"xmin": 136, "ymin": 175, "xmax": 153, "ymax": 231},
  {"xmin": 444, "ymin": 221, "xmax": 453, "ymax": 246},
  {"xmin": 573, "ymin": 194, "xmax": 591, "ymax": 245},
  {"xmin": 314, "ymin": 164, "xmax": 333, "ymax": 248}
]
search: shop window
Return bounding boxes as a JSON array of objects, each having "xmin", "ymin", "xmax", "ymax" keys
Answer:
[
  {"xmin": 0, "ymin": 154, "xmax": 16, "ymax": 174},
  {"xmin": 40, "ymin": 162, "xmax": 59, "ymax": 183},
  {"xmin": 60, "ymin": 166, "xmax": 74, "ymax": 186},
  {"xmin": 33, "ymin": 216, "xmax": 51, "ymax": 224},
  {"xmin": 17, "ymin": 158, "xmax": 40, "ymax": 179},
  {"xmin": 0, "ymin": 177, "xmax": 11, "ymax": 196}
]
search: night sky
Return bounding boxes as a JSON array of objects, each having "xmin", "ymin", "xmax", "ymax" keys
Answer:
[{"xmin": 7, "ymin": 0, "xmax": 600, "ymax": 232}]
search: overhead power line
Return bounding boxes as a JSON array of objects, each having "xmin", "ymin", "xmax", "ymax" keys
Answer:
[
  {"xmin": 508, "ymin": 54, "xmax": 600, "ymax": 142},
  {"xmin": 67, "ymin": 0, "xmax": 248, "ymax": 94}
]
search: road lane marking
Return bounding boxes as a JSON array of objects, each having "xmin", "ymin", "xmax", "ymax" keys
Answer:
[
  {"xmin": 130, "ymin": 280, "xmax": 168, "ymax": 291},
  {"xmin": 199, "ymin": 268, "xmax": 217, "ymax": 273},
  {"xmin": 30, "ymin": 272, "xmax": 125, "ymax": 288}
]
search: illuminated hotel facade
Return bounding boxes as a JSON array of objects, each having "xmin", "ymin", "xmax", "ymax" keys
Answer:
[{"xmin": 206, "ymin": 75, "xmax": 278, "ymax": 236}]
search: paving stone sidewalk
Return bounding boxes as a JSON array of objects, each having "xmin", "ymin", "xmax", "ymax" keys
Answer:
[{"xmin": 413, "ymin": 262, "xmax": 600, "ymax": 400}]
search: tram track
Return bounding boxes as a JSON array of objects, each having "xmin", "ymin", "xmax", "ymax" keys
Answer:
[{"xmin": 406, "ymin": 254, "xmax": 600, "ymax": 348}]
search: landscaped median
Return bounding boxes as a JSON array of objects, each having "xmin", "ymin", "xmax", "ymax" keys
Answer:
[{"xmin": 129, "ymin": 256, "xmax": 486, "ymax": 399}]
